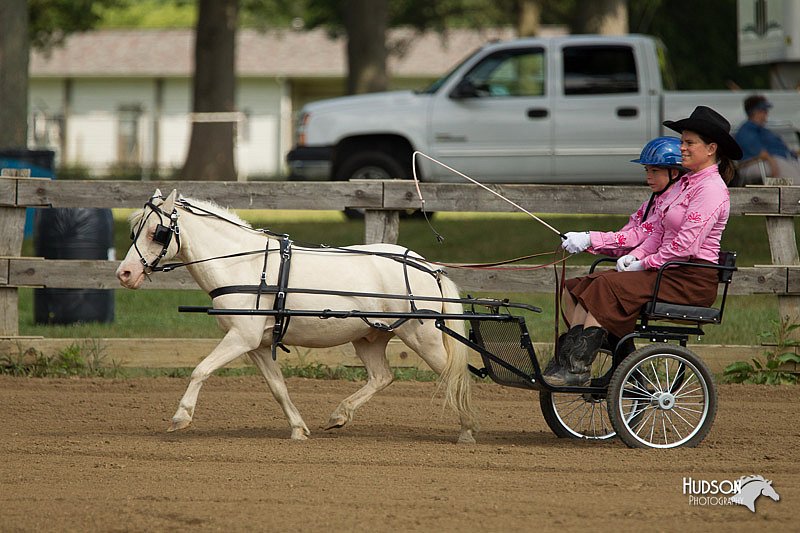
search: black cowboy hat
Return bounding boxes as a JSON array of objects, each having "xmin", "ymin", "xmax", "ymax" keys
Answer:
[{"xmin": 663, "ymin": 106, "xmax": 743, "ymax": 160}]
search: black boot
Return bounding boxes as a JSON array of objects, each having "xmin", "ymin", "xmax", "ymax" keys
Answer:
[
  {"xmin": 544, "ymin": 325, "xmax": 583, "ymax": 374},
  {"xmin": 544, "ymin": 327, "xmax": 608, "ymax": 387}
]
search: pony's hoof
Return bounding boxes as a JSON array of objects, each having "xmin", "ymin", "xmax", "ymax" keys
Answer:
[
  {"xmin": 168, "ymin": 418, "xmax": 191, "ymax": 432},
  {"xmin": 457, "ymin": 431, "xmax": 476, "ymax": 444},
  {"xmin": 324, "ymin": 414, "xmax": 348, "ymax": 430},
  {"xmin": 290, "ymin": 428, "xmax": 309, "ymax": 440}
]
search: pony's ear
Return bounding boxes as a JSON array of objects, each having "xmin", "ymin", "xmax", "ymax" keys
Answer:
[
  {"xmin": 161, "ymin": 189, "xmax": 178, "ymax": 213},
  {"xmin": 151, "ymin": 188, "xmax": 163, "ymax": 200}
]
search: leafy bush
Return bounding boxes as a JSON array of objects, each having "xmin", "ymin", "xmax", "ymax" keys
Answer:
[
  {"xmin": 723, "ymin": 320, "xmax": 800, "ymax": 385},
  {"xmin": 0, "ymin": 341, "xmax": 123, "ymax": 378}
]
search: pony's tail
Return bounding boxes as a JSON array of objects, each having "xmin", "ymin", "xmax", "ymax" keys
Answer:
[{"xmin": 437, "ymin": 275, "xmax": 477, "ymax": 431}]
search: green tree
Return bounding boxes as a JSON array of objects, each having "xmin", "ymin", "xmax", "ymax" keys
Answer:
[
  {"xmin": 29, "ymin": 0, "xmax": 129, "ymax": 49},
  {"xmin": 570, "ymin": 0, "xmax": 627, "ymax": 35},
  {"xmin": 0, "ymin": 0, "xmax": 30, "ymax": 149},
  {"xmin": 344, "ymin": 0, "xmax": 390, "ymax": 94},
  {"xmin": 629, "ymin": 0, "xmax": 770, "ymax": 90},
  {"xmin": 0, "ymin": 0, "xmax": 126, "ymax": 150},
  {"xmin": 302, "ymin": 0, "xmax": 391, "ymax": 94},
  {"xmin": 179, "ymin": 0, "xmax": 238, "ymax": 181}
]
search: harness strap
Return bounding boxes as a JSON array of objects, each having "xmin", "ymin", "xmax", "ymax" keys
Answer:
[
  {"xmin": 255, "ymin": 240, "xmax": 270, "ymax": 310},
  {"xmin": 208, "ymin": 284, "xmax": 521, "ymax": 308},
  {"xmin": 358, "ymin": 316, "xmax": 410, "ymax": 332},
  {"xmin": 271, "ymin": 236, "xmax": 293, "ymax": 360},
  {"xmin": 402, "ymin": 249, "xmax": 420, "ymax": 316}
]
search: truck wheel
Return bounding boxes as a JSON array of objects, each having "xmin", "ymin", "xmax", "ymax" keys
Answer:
[
  {"xmin": 337, "ymin": 151, "xmax": 421, "ymax": 218},
  {"xmin": 337, "ymin": 151, "xmax": 409, "ymax": 182}
]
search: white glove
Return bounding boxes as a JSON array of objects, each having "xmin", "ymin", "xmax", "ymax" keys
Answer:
[
  {"xmin": 626, "ymin": 260, "xmax": 645, "ymax": 272},
  {"xmin": 616, "ymin": 254, "xmax": 636, "ymax": 271},
  {"xmin": 561, "ymin": 231, "xmax": 591, "ymax": 254}
]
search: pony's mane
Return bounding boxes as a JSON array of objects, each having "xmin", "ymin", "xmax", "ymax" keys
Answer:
[
  {"xmin": 181, "ymin": 196, "xmax": 252, "ymax": 228},
  {"xmin": 128, "ymin": 195, "xmax": 252, "ymax": 229}
]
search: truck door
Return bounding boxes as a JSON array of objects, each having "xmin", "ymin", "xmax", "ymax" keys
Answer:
[
  {"xmin": 553, "ymin": 44, "xmax": 652, "ymax": 183},
  {"xmin": 428, "ymin": 46, "xmax": 552, "ymax": 183}
]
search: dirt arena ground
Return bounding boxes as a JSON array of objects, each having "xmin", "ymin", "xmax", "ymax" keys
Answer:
[{"xmin": 1, "ymin": 375, "xmax": 797, "ymax": 532}]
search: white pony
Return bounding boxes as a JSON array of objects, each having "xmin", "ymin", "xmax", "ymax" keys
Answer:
[{"xmin": 115, "ymin": 189, "xmax": 476, "ymax": 443}]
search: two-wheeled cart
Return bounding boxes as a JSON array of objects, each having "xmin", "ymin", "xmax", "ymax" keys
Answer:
[{"xmin": 182, "ymin": 251, "xmax": 736, "ymax": 450}]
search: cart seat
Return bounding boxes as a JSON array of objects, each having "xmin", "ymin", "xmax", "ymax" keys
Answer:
[
  {"xmin": 589, "ymin": 251, "xmax": 736, "ymax": 355},
  {"xmin": 642, "ymin": 301, "xmax": 721, "ymax": 323},
  {"xmin": 638, "ymin": 250, "xmax": 737, "ymax": 328}
]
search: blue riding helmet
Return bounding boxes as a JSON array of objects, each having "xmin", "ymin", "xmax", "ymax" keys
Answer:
[{"xmin": 631, "ymin": 136, "xmax": 684, "ymax": 169}]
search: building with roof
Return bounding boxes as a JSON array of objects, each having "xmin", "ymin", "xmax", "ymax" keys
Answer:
[{"xmin": 29, "ymin": 27, "xmax": 528, "ymax": 179}]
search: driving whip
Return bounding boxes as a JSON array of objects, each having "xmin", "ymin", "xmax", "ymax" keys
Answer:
[{"xmin": 411, "ymin": 151, "xmax": 565, "ymax": 239}]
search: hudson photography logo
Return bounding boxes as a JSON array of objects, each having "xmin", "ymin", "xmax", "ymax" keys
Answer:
[{"xmin": 682, "ymin": 475, "xmax": 781, "ymax": 512}]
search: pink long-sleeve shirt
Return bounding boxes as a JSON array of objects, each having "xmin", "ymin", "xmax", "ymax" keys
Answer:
[
  {"xmin": 588, "ymin": 184, "xmax": 682, "ymax": 257},
  {"xmin": 630, "ymin": 164, "xmax": 729, "ymax": 269}
]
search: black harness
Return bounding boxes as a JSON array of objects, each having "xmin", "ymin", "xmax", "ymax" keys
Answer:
[
  {"xmin": 130, "ymin": 198, "xmax": 182, "ymax": 274},
  {"xmin": 207, "ymin": 240, "xmax": 443, "ymax": 359},
  {"xmin": 132, "ymin": 196, "xmax": 445, "ymax": 361}
]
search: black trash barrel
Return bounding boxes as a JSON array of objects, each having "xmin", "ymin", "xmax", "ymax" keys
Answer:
[
  {"xmin": 0, "ymin": 148, "xmax": 56, "ymax": 237},
  {"xmin": 33, "ymin": 208, "xmax": 115, "ymax": 324}
]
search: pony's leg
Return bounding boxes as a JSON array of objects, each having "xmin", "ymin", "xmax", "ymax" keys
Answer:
[
  {"xmin": 396, "ymin": 321, "xmax": 477, "ymax": 444},
  {"xmin": 169, "ymin": 329, "xmax": 257, "ymax": 431},
  {"xmin": 325, "ymin": 332, "xmax": 394, "ymax": 430},
  {"xmin": 248, "ymin": 347, "xmax": 310, "ymax": 440}
]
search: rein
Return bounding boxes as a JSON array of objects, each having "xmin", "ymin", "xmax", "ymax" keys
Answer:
[
  {"xmin": 131, "ymin": 193, "xmax": 560, "ymax": 355},
  {"xmin": 135, "ymin": 196, "xmax": 566, "ymax": 274}
]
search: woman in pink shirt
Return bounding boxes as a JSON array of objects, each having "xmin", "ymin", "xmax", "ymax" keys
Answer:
[{"xmin": 545, "ymin": 106, "xmax": 742, "ymax": 387}]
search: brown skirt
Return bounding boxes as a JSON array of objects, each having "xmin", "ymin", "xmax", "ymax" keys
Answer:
[{"xmin": 565, "ymin": 263, "xmax": 719, "ymax": 338}]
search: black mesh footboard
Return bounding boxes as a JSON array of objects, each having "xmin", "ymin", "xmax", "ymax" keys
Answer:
[
  {"xmin": 469, "ymin": 317, "xmax": 540, "ymax": 389},
  {"xmin": 435, "ymin": 315, "xmax": 541, "ymax": 389}
]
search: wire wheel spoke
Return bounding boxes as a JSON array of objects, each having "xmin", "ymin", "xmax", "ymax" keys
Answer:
[
  {"xmin": 610, "ymin": 348, "xmax": 716, "ymax": 449},
  {"xmin": 552, "ymin": 393, "xmax": 613, "ymax": 439}
]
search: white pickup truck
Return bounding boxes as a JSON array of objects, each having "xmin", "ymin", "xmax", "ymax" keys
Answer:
[{"xmin": 287, "ymin": 34, "xmax": 800, "ymax": 184}]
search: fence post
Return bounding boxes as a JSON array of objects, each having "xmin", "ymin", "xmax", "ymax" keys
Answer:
[
  {"xmin": 0, "ymin": 168, "xmax": 30, "ymax": 336},
  {"xmin": 364, "ymin": 210, "xmax": 399, "ymax": 244},
  {"xmin": 763, "ymin": 179, "xmax": 800, "ymax": 329}
]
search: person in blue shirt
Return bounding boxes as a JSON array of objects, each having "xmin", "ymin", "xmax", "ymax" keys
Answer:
[{"xmin": 734, "ymin": 95, "xmax": 800, "ymax": 184}]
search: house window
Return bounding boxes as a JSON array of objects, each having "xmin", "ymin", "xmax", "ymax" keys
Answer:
[
  {"xmin": 117, "ymin": 105, "xmax": 142, "ymax": 164},
  {"xmin": 30, "ymin": 111, "xmax": 63, "ymax": 148}
]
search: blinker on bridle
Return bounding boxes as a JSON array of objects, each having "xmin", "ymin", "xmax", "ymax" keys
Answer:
[{"xmin": 130, "ymin": 196, "xmax": 181, "ymax": 274}]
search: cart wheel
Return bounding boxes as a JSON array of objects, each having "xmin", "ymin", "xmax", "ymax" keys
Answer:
[
  {"xmin": 539, "ymin": 349, "xmax": 618, "ymax": 440},
  {"xmin": 607, "ymin": 344, "xmax": 717, "ymax": 449}
]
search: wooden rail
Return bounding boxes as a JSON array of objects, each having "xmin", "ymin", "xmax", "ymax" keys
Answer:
[{"xmin": 2, "ymin": 173, "xmax": 798, "ymax": 370}]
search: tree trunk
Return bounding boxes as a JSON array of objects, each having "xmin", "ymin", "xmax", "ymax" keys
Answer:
[
  {"xmin": 572, "ymin": 0, "xmax": 628, "ymax": 35},
  {"xmin": 180, "ymin": 0, "xmax": 238, "ymax": 181},
  {"xmin": 0, "ymin": 0, "xmax": 30, "ymax": 149},
  {"xmin": 516, "ymin": 0, "xmax": 541, "ymax": 37},
  {"xmin": 343, "ymin": 0, "xmax": 389, "ymax": 95}
]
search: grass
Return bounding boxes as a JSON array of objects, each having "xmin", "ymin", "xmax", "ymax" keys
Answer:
[{"xmin": 13, "ymin": 208, "xmax": 797, "ymax": 377}]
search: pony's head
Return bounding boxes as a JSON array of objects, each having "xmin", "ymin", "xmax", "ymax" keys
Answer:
[{"xmin": 116, "ymin": 189, "xmax": 180, "ymax": 289}]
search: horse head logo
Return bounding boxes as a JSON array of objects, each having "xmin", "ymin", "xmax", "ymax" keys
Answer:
[{"xmin": 731, "ymin": 475, "xmax": 780, "ymax": 513}]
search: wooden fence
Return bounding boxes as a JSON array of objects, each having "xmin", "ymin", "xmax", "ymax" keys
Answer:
[{"xmin": 1, "ymin": 171, "xmax": 799, "ymax": 373}]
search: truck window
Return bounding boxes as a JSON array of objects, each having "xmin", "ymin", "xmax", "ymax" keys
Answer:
[
  {"xmin": 562, "ymin": 45, "xmax": 638, "ymax": 95},
  {"xmin": 419, "ymin": 47, "xmax": 479, "ymax": 94},
  {"xmin": 462, "ymin": 48, "xmax": 545, "ymax": 97}
]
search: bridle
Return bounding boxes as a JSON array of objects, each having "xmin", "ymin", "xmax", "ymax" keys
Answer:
[{"xmin": 130, "ymin": 194, "xmax": 182, "ymax": 274}]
